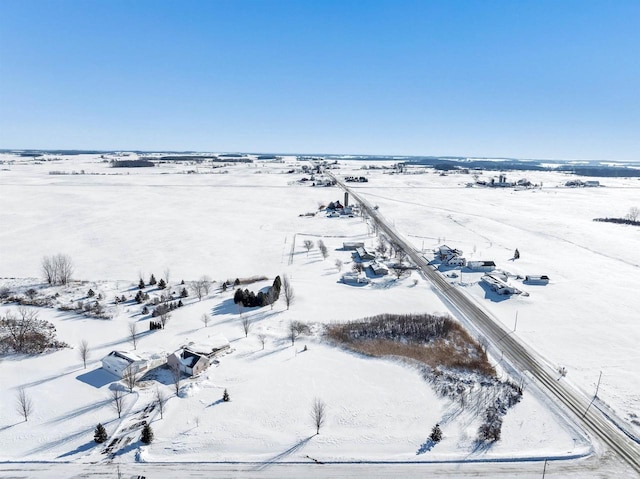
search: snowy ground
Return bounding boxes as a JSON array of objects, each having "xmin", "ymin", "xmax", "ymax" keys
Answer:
[{"xmin": 0, "ymin": 153, "xmax": 634, "ymax": 473}]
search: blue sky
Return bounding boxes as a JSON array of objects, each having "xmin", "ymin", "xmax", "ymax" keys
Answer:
[{"xmin": 0, "ymin": 1, "xmax": 638, "ymax": 160}]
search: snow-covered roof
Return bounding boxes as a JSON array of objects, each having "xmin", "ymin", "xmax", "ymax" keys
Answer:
[{"xmin": 184, "ymin": 334, "xmax": 230, "ymax": 355}]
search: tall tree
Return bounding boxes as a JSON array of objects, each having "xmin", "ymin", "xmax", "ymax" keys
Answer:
[
  {"xmin": 16, "ymin": 387, "xmax": 33, "ymax": 422},
  {"xmin": 311, "ymin": 398, "xmax": 327, "ymax": 434},
  {"xmin": 282, "ymin": 274, "xmax": 295, "ymax": 310},
  {"xmin": 78, "ymin": 339, "xmax": 90, "ymax": 369}
]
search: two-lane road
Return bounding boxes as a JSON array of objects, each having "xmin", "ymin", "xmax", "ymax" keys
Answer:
[{"xmin": 327, "ymin": 171, "xmax": 640, "ymax": 474}]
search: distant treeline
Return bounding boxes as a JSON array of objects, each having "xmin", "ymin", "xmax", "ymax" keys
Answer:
[
  {"xmin": 557, "ymin": 166, "xmax": 640, "ymax": 177},
  {"xmin": 593, "ymin": 218, "xmax": 640, "ymax": 226},
  {"xmin": 150, "ymin": 155, "xmax": 253, "ymax": 163},
  {"xmin": 111, "ymin": 159, "xmax": 155, "ymax": 168}
]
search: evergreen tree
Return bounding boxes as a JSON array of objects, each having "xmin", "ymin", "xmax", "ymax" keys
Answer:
[
  {"xmin": 222, "ymin": 389, "xmax": 230, "ymax": 402},
  {"xmin": 87, "ymin": 288, "xmax": 95, "ymax": 297},
  {"xmin": 514, "ymin": 248, "xmax": 520, "ymax": 259},
  {"xmin": 121, "ymin": 294, "xmax": 127, "ymax": 302},
  {"xmin": 157, "ymin": 278, "xmax": 167, "ymax": 290},
  {"xmin": 429, "ymin": 424, "xmax": 443, "ymax": 443},
  {"xmin": 181, "ymin": 287, "xmax": 188, "ymax": 298},
  {"xmin": 94, "ymin": 423, "xmax": 108, "ymax": 443},
  {"xmin": 135, "ymin": 290, "xmax": 144, "ymax": 303},
  {"xmin": 149, "ymin": 274, "xmax": 157, "ymax": 285},
  {"xmin": 177, "ymin": 299, "xmax": 183, "ymax": 307},
  {"xmin": 141, "ymin": 423, "xmax": 154, "ymax": 444},
  {"xmin": 138, "ymin": 278, "xmax": 145, "ymax": 289}
]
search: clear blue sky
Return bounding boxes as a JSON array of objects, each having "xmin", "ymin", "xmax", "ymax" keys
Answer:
[{"xmin": 1, "ymin": 1, "xmax": 638, "ymax": 160}]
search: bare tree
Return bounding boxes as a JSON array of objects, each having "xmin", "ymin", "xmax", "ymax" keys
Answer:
[
  {"xmin": 257, "ymin": 333, "xmax": 266, "ymax": 350},
  {"xmin": 122, "ymin": 366, "xmax": 139, "ymax": 393},
  {"xmin": 311, "ymin": 398, "xmax": 327, "ymax": 434},
  {"xmin": 41, "ymin": 255, "xmax": 55, "ymax": 285},
  {"xmin": 78, "ymin": 339, "xmax": 90, "ymax": 369},
  {"xmin": 317, "ymin": 239, "xmax": 329, "ymax": 260},
  {"xmin": 282, "ymin": 274, "xmax": 295, "ymax": 310},
  {"xmin": 627, "ymin": 206, "xmax": 640, "ymax": 222},
  {"xmin": 160, "ymin": 310, "xmax": 171, "ymax": 329},
  {"xmin": 303, "ymin": 239, "xmax": 315, "ymax": 257},
  {"xmin": 375, "ymin": 237, "xmax": 388, "ymax": 256},
  {"xmin": 241, "ymin": 316, "xmax": 252, "ymax": 338},
  {"xmin": 267, "ymin": 287, "xmax": 277, "ymax": 310},
  {"xmin": 128, "ymin": 322, "xmax": 138, "ymax": 350},
  {"xmin": 163, "ymin": 267, "xmax": 171, "ymax": 288},
  {"xmin": 334, "ymin": 259, "xmax": 343, "ymax": 272},
  {"xmin": 288, "ymin": 320, "xmax": 308, "ymax": 346},
  {"xmin": 170, "ymin": 364, "xmax": 181, "ymax": 397},
  {"xmin": 155, "ymin": 387, "xmax": 168, "ymax": 419},
  {"xmin": 16, "ymin": 387, "xmax": 33, "ymax": 421},
  {"xmin": 53, "ymin": 253, "xmax": 74, "ymax": 285},
  {"xmin": 190, "ymin": 276, "xmax": 211, "ymax": 301},
  {"xmin": 201, "ymin": 313, "xmax": 210, "ymax": 328},
  {"xmin": 351, "ymin": 262, "xmax": 364, "ymax": 274},
  {"xmin": 110, "ymin": 388, "xmax": 126, "ymax": 418},
  {"xmin": 390, "ymin": 263, "xmax": 407, "ymax": 279}
]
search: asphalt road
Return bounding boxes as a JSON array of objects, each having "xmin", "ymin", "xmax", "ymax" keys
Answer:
[{"xmin": 327, "ymin": 171, "xmax": 640, "ymax": 475}]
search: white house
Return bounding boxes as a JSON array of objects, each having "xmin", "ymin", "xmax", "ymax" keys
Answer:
[
  {"xmin": 182, "ymin": 335, "xmax": 230, "ymax": 358},
  {"xmin": 101, "ymin": 351, "xmax": 150, "ymax": 378},
  {"xmin": 167, "ymin": 349, "xmax": 210, "ymax": 377}
]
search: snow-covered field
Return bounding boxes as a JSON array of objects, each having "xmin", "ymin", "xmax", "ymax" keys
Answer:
[{"xmin": 0, "ymin": 153, "xmax": 637, "ymax": 473}]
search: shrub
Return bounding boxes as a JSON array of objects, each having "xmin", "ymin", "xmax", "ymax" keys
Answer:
[
  {"xmin": 141, "ymin": 424, "xmax": 154, "ymax": 444},
  {"xmin": 94, "ymin": 423, "xmax": 108, "ymax": 443}
]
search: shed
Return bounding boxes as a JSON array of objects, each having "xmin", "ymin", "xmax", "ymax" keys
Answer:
[{"xmin": 343, "ymin": 241, "xmax": 365, "ymax": 250}]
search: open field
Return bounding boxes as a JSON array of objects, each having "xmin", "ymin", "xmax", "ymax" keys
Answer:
[{"xmin": 0, "ymin": 153, "xmax": 637, "ymax": 474}]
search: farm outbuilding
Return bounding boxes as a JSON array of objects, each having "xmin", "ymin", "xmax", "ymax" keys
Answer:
[
  {"xmin": 524, "ymin": 275, "xmax": 550, "ymax": 285},
  {"xmin": 467, "ymin": 260, "xmax": 496, "ymax": 272}
]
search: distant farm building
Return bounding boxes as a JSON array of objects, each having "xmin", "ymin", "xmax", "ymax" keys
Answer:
[
  {"xmin": 467, "ymin": 260, "xmax": 496, "ymax": 272},
  {"xmin": 437, "ymin": 245, "xmax": 463, "ymax": 260},
  {"xmin": 369, "ymin": 261, "xmax": 389, "ymax": 276},
  {"xmin": 355, "ymin": 247, "xmax": 376, "ymax": 261},
  {"xmin": 341, "ymin": 272, "xmax": 370, "ymax": 285},
  {"xmin": 481, "ymin": 274, "xmax": 521, "ymax": 295},
  {"xmin": 524, "ymin": 275, "xmax": 550, "ymax": 285}
]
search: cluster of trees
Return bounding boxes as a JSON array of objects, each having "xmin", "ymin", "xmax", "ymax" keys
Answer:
[
  {"xmin": 0, "ymin": 306, "xmax": 68, "ymax": 354},
  {"xmin": 139, "ymin": 275, "xmax": 167, "ymax": 290},
  {"xmin": 41, "ymin": 254, "xmax": 73, "ymax": 285},
  {"xmin": 233, "ymin": 276, "xmax": 282, "ymax": 308},
  {"xmin": 327, "ymin": 313, "xmax": 455, "ymax": 344}
]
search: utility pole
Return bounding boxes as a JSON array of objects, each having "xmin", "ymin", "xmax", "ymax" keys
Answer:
[
  {"xmin": 595, "ymin": 371, "xmax": 602, "ymax": 398},
  {"xmin": 542, "ymin": 459, "xmax": 548, "ymax": 478}
]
